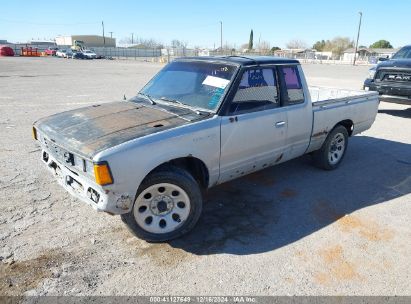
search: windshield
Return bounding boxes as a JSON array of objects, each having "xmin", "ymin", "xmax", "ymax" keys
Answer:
[
  {"xmin": 139, "ymin": 61, "xmax": 238, "ymax": 111},
  {"xmin": 392, "ymin": 46, "xmax": 411, "ymax": 59}
]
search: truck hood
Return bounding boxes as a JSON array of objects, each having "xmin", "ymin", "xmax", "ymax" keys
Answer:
[
  {"xmin": 378, "ymin": 59, "xmax": 411, "ymax": 69},
  {"xmin": 35, "ymin": 101, "xmax": 204, "ymax": 159}
]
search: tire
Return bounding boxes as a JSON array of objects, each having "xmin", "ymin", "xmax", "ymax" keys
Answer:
[
  {"xmin": 121, "ymin": 166, "xmax": 203, "ymax": 242},
  {"xmin": 313, "ymin": 125, "xmax": 349, "ymax": 170}
]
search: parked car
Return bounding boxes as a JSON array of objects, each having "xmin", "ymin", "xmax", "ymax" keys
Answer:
[
  {"xmin": 64, "ymin": 49, "xmax": 73, "ymax": 58},
  {"xmin": 33, "ymin": 56, "xmax": 379, "ymax": 242},
  {"xmin": 72, "ymin": 51, "xmax": 87, "ymax": 59},
  {"xmin": 56, "ymin": 49, "xmax": 66, "ymax": 57},
  {"xmin": 45, "ymin": 47, "xmax": 59, "ymax": 56},
  {"xmin": 82, "ymin": 49, "xmax": 97, "ymax": 59},
  {"xmin": 364, "ymin": 45, "xmax": 411, "ymax": 105},
  {"xmin": 0, "ymin": 45, "xmax": 14, "ymax": 56}
]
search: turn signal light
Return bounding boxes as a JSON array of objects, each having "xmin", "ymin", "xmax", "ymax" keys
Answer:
[
  {"xmin": 94, "ymin": 162, "xmax": 113, "ymax": 186},
  {"xmin": 32, "ymin": 126, "xmax": 38, "ymax": 140}
]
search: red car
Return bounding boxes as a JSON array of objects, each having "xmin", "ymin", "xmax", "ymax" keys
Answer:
[
  {"xmin": 45, "ymin": 47, "xmax": 59, "ymax": 56},
  {"xmin": 0, "ymin": 45, "xmax": 14, "ymax": 56}
]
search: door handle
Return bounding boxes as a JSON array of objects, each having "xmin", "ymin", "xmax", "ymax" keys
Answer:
[
  {"xmin": 275, "ymin": 121, "xmax": 286, "ymax": 127},
  {"xmin": 229, "ymin": 116, "xmax": 238, "ymax": 123}
]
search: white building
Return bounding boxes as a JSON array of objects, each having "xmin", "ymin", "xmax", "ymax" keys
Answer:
[
  {"xmin": 343, "ymin": 47, "xmax": 399, "ymax": 62},
  {"xmin": 55, "ymin": 35, "xmax": 116, "ymax": 48}
]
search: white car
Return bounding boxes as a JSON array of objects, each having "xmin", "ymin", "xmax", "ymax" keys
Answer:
[
  {"xmin": 56, "ymin": 49, "xmax": 66, "ymax": 57},
  {"xmin": 82, "ymin": 50, "xmax": 97, "ymax": 59}
]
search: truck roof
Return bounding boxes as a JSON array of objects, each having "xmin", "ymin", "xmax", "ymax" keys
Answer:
[{"xmin": 177, "ymin": 55, "xmax": 300, "ymax": 66}]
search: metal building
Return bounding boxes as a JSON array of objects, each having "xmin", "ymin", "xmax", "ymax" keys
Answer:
[{"xmin": 55, "ymin": 35, "xmax": 116, "ymax": 47}]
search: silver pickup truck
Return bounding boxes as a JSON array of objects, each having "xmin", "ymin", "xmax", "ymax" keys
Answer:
[{"xmin": 33, "ymin": 56, "xmax": 379, "ymax": 241}]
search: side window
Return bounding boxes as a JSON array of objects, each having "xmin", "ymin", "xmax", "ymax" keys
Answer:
[
  {"xmin": 279, "ymin": 66, "xmax": 304, "ymax": 105},
  {"xmin": 229, "ymin": 68, "xmax": 279, "ymax": 115}
]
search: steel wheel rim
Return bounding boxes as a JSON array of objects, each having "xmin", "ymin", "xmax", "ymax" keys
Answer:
[
  {"xmin": 328, "ymin": 133, "xmax": 345, "ymax": 165},
  {"xmin": 133, "ymin": 183, "xmax": 191, "ymax": 234}
]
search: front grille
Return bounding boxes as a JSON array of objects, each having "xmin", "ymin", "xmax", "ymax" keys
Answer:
[
  {"xmin": 43, "ymin": 137, "xmax": 74, "ymax": 165},
  {"xmin": 39, "ymin": 133, "xmax": 85, "ymax": 172},
  {"xmin": 376, "ymin": 70, "xmax": 411, "ymax": 83}
]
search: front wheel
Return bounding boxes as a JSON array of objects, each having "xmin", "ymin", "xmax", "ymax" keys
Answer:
[
  {"xmin": 121, "ymin": 166, "xmax": 203, "ymax": 242},
  {"xmin": 313, "ymin": 125, "xmax": 349, "ymax": 170}
]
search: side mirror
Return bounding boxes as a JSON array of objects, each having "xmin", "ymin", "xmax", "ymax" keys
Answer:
[{"xmin": 378, "ymin": 57, "xmax": 388, "ymax": 62}]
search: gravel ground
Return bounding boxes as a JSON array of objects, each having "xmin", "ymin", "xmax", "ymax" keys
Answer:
[{"xmin": 0, "ymin": 57, "xmax": 410, "ymax": 296}]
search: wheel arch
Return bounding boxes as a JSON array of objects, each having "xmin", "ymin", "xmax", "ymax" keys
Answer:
[
  {"xmin": 144, "ymin": 156, "xmax": 210, "ymax": 190},
  {"xmin": 335, "ymin": 119, "xmax": 354, "ymax": 136}
]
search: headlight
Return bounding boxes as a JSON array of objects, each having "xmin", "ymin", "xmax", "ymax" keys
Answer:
[
  {"xmin": 368, "ymin": 68, "xmax": 376, "ymax": 79},
  {"xmin": 85, "ymin": 160, "xmax": 94, "ymax": 176}
]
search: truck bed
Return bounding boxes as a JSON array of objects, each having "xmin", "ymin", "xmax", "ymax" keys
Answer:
[
  {"xmin": 306, "ymin": 86, "xmax": 379, "ymax": 153},
  {"xmin": 309, "ymin": 86, "xmax": 378, "ymax": 105}
]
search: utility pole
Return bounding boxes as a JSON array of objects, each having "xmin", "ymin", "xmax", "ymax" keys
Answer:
[
  {"xmin": 220, "ymin": 21, "xmax": 223, "ymax": 53},
  {"xmin": 353, "ymin": 12, "xmax": 362, "ymax": 66},
  {"xmin": 131, "ymin": 33, "xmax": 134, "ymax": 44},
  {"xmin": 109, "ymin": 32, "xmax": 113, "ymax": 39},
  {"xmin": 102, "ymin": 21, "xmax": 105, "ymax": 46}
]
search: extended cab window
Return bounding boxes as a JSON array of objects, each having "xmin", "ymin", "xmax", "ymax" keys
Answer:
[
  {"xmin": 279, "ymin": 66, "xmax": 304, "ymax": 105},
  {"xmin": 228, "ymin": 68, "xmax": 279, "ymax": 115}
]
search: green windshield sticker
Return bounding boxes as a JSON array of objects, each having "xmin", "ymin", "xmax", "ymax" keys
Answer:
[{"xmin": 208, "ymin": 87, "xmax": 224, "ymax": 108}]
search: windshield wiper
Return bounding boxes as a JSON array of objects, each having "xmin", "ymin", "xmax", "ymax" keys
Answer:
[
  {"xmin": 159, "ymin": 97, "xmax": 209, "ymax": 115},
  {"xmin": 138, "ymin": 93, "xmax": 156, "ymax": 105}
]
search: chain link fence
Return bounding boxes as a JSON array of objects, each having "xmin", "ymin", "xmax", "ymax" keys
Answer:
[{"xmin": 3, "ymin": 43, "xmax": 372, "ymax": 65}]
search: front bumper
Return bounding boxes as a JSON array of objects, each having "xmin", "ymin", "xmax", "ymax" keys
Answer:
[
  {"xmin": 40, "ymin": 149, "xmax": 132, "ymax": 214},
  {"xmin": 364, "ymin": 79, "xmax": 411, "ymax": 105}
]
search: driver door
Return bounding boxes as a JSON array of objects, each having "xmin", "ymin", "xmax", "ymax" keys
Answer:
[{"xmin": 218, "ymin": 67, "xmax": 288, "ymax": 183}]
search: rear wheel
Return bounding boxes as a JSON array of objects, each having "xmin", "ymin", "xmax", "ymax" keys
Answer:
[
  {"xmin": 313, "ymin": 125, "xmax": 349, "ymax": 170},
  {"xmin": 121, "ymin": 166, "xmax": 202, "ymax": 242}
]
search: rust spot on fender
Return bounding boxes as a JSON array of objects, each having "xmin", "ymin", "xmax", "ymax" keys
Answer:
[{"xmin": 312, "ymin": 130, "xmax": 328, "ymax": 138}]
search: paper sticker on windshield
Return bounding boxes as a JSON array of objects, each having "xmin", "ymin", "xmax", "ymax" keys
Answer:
[
  {"xmin": 208, "ymin": 87, "xmax": 224, "ymax": 109},
  {"xmin": 202, "ymin": 76, "xmax": 230, "ymax": 89}
]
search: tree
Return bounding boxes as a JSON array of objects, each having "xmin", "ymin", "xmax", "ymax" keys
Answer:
[
  {"xmin": 119, "ymin": 37, "xmax": 163, "ymax": 48},
  {"xmin": 171, "ymin": 39, "xmax": 188, "ymax": 49},
  {"xmin": 258, "ymin": 40, "xmax": 271, "ymax": 53},
  {"xmin": 313, "ymin": 40, "xmax": 327, "ymax": 51},
  {"xmin": 248, "ymin": 29, "xmax": 253, "ymax": 50},
  {"xmin": 271, "ymin": 46, "xmax": 281, "ymax": 52},
  {"xmin": 312, "ymin": 37, "xmax": 354, "ymax": 58},
  {"xmin": 370, "ymin": 40, "xmax": 393, "ymax": 49},
  {"xmin": 286, "ymin": 39, "xmax": 308, "ymax": 49},
  {"xmin": 240, "ymin": 43, "xmax": 249, "ymax": 50},
  {"xmin": 328, "ymin": 36, "xmax": 354, "ymax": 58}
]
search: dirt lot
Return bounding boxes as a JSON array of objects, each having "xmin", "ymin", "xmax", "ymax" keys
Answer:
[{"xmin": 0, "ymin": 57, "xmax": 410, "ymax": 296}]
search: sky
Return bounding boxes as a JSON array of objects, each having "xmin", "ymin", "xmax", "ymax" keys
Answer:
[{"xmin": 1, "ymin": 0, "xmax": 409, "ymax": 49}]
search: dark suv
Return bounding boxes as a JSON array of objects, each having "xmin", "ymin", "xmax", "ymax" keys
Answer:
[{"xmin": 364, "ymin": 45, "xmax": 411, "ymax": 105}]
